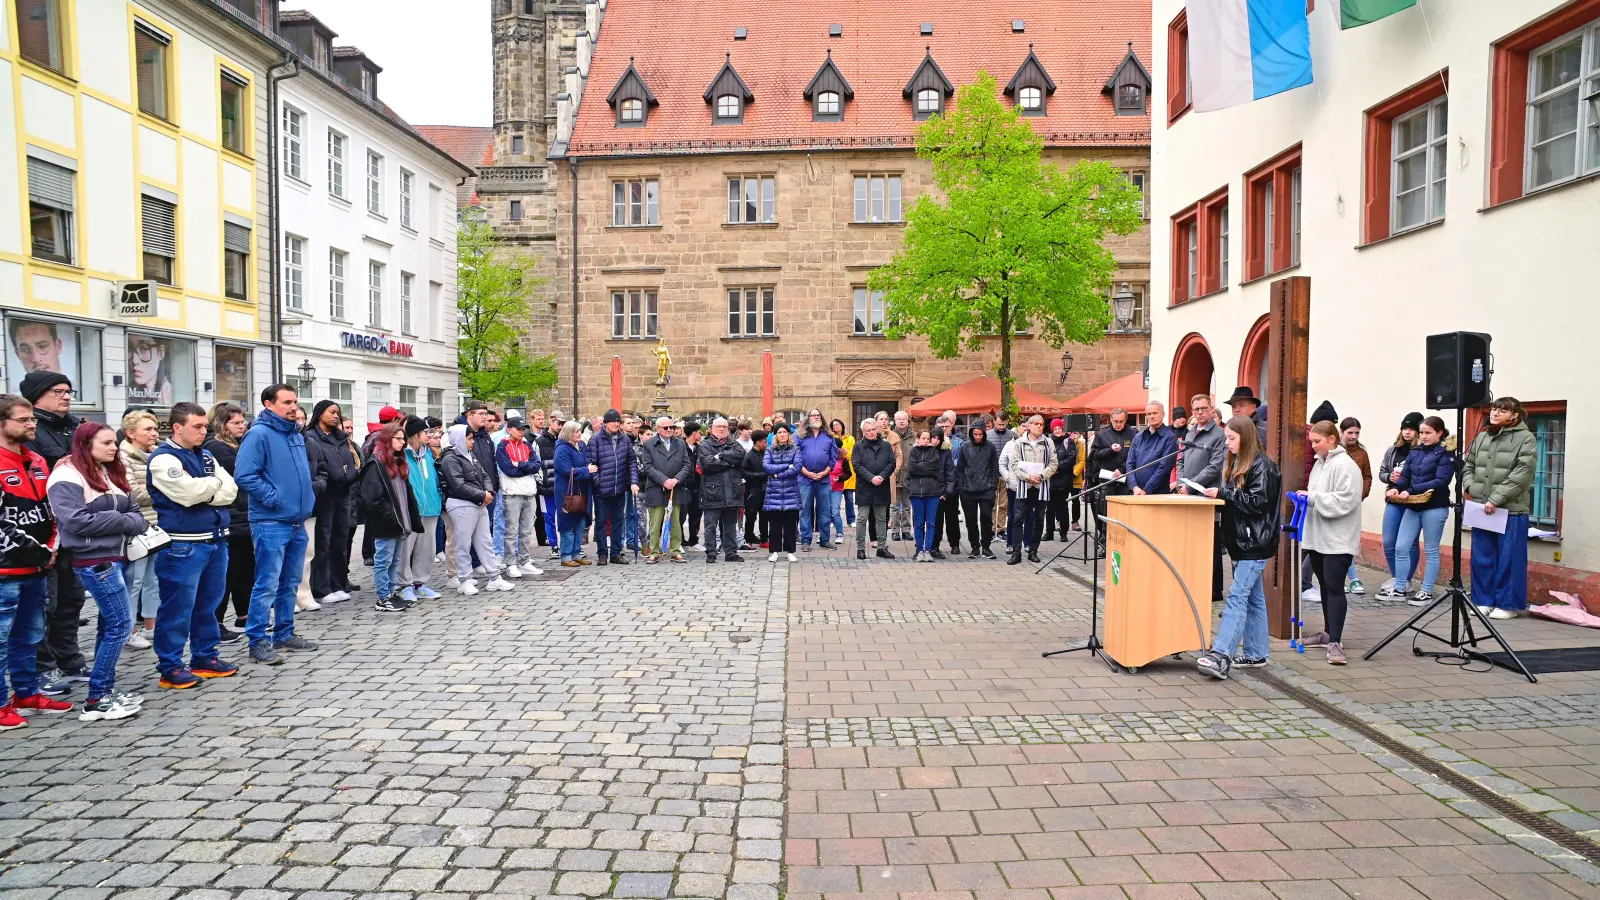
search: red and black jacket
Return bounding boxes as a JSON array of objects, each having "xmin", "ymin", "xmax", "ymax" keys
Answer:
[{"xmin": 0, "ymin": 444, "xmax": 56, "ymax": 576}]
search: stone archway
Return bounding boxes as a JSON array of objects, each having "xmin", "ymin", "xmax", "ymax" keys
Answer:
[
  {"xmin": 1239, "ymin": 314, "xmax": 1271, "ymax": 398},
  {"xmin": 1170, "ymin": 333, "xmax": 1214, "ymax": 412}
]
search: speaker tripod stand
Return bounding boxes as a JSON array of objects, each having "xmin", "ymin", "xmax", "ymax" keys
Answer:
[{"xmin": 1362, "ymin": 404, "xmax": 1536, "ymax": 682}]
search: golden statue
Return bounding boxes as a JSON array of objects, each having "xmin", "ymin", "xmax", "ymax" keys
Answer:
[{"xmin": 652, "ymin": 339, "xmax": 671, "ymax": 386}]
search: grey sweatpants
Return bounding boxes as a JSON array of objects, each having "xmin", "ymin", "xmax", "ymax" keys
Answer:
[
  {"xmin": 401, "ymin": 515, "xmax": 438, "ymax": 585},
  {"xmin": 504, "ymin": 494, "xmax": 539, "ymax": 565},
  {"xmin": 447, "ymin": 502, "xmax": 500, "ymax": 581}
]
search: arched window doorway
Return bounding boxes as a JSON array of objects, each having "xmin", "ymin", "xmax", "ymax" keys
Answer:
[
  {"xmin": 1170, "ymin": 333, "xmax": 1214, "ymax": 412},
  {"xmin": 1239, "ymin": 315, "xmax": 1271, "ymax": 399}
]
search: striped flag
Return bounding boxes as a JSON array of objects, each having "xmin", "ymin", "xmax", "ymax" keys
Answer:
[
  {"xmin": 1188, "ymin": 0, "xmax": 1314, "ymax": 113},
  {"xmin": 1341, "ymin": 0, "xmax": 1417, "ymax": 29}
]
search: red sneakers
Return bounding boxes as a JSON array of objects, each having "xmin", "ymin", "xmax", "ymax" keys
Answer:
[
  {"xmin": 0, "ymin": 705, "xmax": 25, "ymax": 729},
  {"xmin": 12, "ymin": 694, "xmax": 72, "ymax": 715}
]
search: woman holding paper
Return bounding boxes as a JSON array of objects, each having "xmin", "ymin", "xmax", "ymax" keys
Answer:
[
  {"xmin": 1195, "ymin": 416, "xmax": 1281, "ymax": 681},
  {"xmin": 1387, "ymin": 417, "xmax": 1456, "ymax": 606},
  {"xmin": 1299, "ymin": 421, "xmax": 1364, "ymax": 665},
  {"xmin": 1461, "ymin": 397, "xmax": 1538, "ymax": 620}
]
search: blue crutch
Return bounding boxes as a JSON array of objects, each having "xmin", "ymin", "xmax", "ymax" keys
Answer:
[{"xmin": 1283, "ymin": 492, "xmax": 1310, "ymax": 653}]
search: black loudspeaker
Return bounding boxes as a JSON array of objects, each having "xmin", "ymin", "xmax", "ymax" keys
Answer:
[
  {"xmin": 1426, "ymin": 332, "xmax": 1492, "ymax": 409},
  {"xmin": 1066, "ymin": 414, "xmax": 1094, "ymax": 434}
]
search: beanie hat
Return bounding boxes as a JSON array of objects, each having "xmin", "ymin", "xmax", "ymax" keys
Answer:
[
  {"xmin": 19, "ymin": 370, "xmax": 70, "ymax": 404},
  {"xmin": 1172, "ymin": 406, "xmax": 1188, "ymax": 419},
  {"xmin": 1309, "ymin": 400, "xmax": 1339, "ymax": 425},
  {"xmin": 603, "ymin": 408, "xmax": 622, "ymax": 424},
  {"xmin": 1400, "ymin": 411, "xmax": 1424, "ymax": 431},
  {"xmin": 404, "ymin": 415, "xmax": 426, "ymax": 438},
  {"xmin": 1049, "ymin": 418, "xmax": 1064, "ymax": 430},
  {"xmin": 774, "ymin": 422, "xmax": 792, "ymax": 434}
]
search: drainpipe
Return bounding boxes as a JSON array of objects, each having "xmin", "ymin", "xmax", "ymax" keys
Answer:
[
  {"xmin": 266, "ymin": 53, "xmax": 300, "ymax": 383},
  {"xmin": 570, "ymin": 157, "xmax": 580, "ymax": 412}
]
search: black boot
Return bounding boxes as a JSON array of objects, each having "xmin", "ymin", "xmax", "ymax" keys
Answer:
[
  {"xmin": 876, "ymin": 548, "xmax": 895, "ymax": 560},
  {"xmin": 930, "ymin": 548, "xmax": 947, "ymax": 560},
  {"xmin": 1027, "ymin": 549, "xmax": 1041, "ymax": 564},
  {"xmin": 1007, "ymin": 547, "xmax": 1022, "ymax": 565},
  {"xmin": 967, "ymin": 548, "xmax": 980, "ymax": 559},
  {"xmin": 857, "ymin": 549, "xmax": 867, "ymax": 560},
  {"xmin": 982, "ymin": 545, "xmax": 997, "ymax": 560}
]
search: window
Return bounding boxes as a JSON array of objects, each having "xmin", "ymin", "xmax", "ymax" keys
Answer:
[
  {"xmin": 727, "ymin": 175, "xmax": 775, "ymax": 224},
  {"xmin": 620, "ymin": 98, "xmax": 644, "ymax": 123},
  {"xmin": 1117, "ymin": 83, "xmax": 1145, "ymax": 115},
  {"xmin": 1489, "ymin": 3, "xmax": 1600, "ymax": 205},
  {"xmin": 852, "ymin": 287, "xmax": 885, "ymax": 336},
  {"xmin": 1530, "ymin": 410, "xmax": 1567, "ymax": 528},
  {"xmin": 817, "ymin": 91, "xmax": 841, "ymax": 116},
  {"xmin": 223, "ymin": 221, "xmax": 251, "ymax": 301},
  {"xmin": 368, "ymin": 261, "xmax": 384, "ymax": 326},
  {"xmin": 509, "ymin": 199, "xmax": 524, "ymax": 220},
  {"xmin": 366, "ymin": 382, "xmax": 390, "ymax": 426},
  {"xmin": 426, "ymin": 388, "xmax": 445, "ymax": 422},
  {"xmin": 284, "ymin": 235, "xmax": 305, "ymax": 311},
  {"xmin": 1129, "ymin": 170, "xmax": 1150, "ymax": 218},
  {"xmin": 134, "ymin": 22, "xmax": 171, "ymax": 120},
  {"xmin": 1168, "ymin": 10, "xmax": 1191, "ymax": 123},
  {"xmin": 1019, "ymin": 86, "xmax": 1043, "ymax": 112},
  {"xmin": 1389, "ymin": 98, "xmax": 1448, "ymax": 233},
  {"xmin": 1186, "ymin": 224, "xmax": 1199, "ymax": 298},
  {"xmin": 282, "ymin": 106, "xmax": 304, "ymax": 181},
  {"xmin": 401, "ymin": 272, "xmax": 414, "ymax": 334},
  {"xmin": 26, "ymin": 156, "xmax": 74, "ymax": 265},
  {"xmin": 853, "ymin": 174, "xmax": 903, "ymax": 223},
  {"xmin": 610, "ymin": 289, "xmax": 659, "ymax": 339},
  {"xmin": 399, "ymin": 170, "xmax": 414, "ymax": 229},
  {"xmin": 511, "ymin": 133, "xmax": 524, "ymax": 154},
  {"xmin": 329, "ymin": 249, "xmax": 347, "ymax": 319},
  {"xmin": 126, "ymin": 333, "xmax": 195, "ymax": 408},
  {"xmin": 727, "ymin": 287, "xmax": 776, "ymax": 338},
  {"xmin": 611, "ymin": 178, "xmax": 660, "ymax": 226},
  {"xmin": 916, "ymin": 88, "xmax": 941, "ymax": 115},
  {"xmin": 715, "ymin": 94, "xmax": 741, "ymax": 119},
  {"xmin": 328, "ymin": 131, "xmax": 347, "ymax": 198},
  {"xmin": 1170, "ymin": 189, "xmax": 1227, "ymax": 304},
  {"xmin": 220, "ymin": 71, "xmax": 247, "ymax": 154},
  {"xmin": 16, "ymin": 0, "xmax": 65, "ymax": 74},
  {"xmin": 215, "ymin": 344, "xmax": 251, "ymax": 407},
  {"xmin": 1218, "ymin": 204, "xmax": 1230, "ymax": 286},
  {"xmin": 6, "ymin": 318, "xmax": 103, "ymax": 408},
  {"xmin": 1244, "ymin": 146, "xmax": 1302, "ymax": 281},
  {"xmin": 366, "ymin": 151, "xmax": 383, "ymax": 215},
  {"xmin": 1107, "ymin": 283, "xmax": 1150, "ymax": 333},
  {"xmin": 329, "ymin": 379, "xmax": 353, "ymax": 406},
  {"xmin": 141, "ymin": 193, "xmax": 176, "ymax": 284},
  {"xmin": 399, "ymin": 385, "xmax": 417, "ymax": 415}
]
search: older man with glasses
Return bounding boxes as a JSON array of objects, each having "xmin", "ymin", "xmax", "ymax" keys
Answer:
[{"xmin": 640, "ymin": 417, "xmax": 692, "ymax": 563}]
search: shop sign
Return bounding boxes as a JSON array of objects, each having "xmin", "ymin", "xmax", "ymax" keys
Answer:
[
  {"xmin": 340, "ymin": 332, "xmax": 415, "ymax": 358},
  {"xmin": 114, "ymin": 281, "xmax": 156, "ymax": 318}
]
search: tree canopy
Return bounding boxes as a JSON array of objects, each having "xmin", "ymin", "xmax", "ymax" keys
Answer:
[{"xmin": 457, "ymin": 209, "xmax": 558, "ymax": 405}]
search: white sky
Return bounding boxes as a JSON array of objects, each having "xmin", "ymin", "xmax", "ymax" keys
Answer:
[{"xmin": 285, "ymin": 1, "xmax": 491, "ymax": 126}]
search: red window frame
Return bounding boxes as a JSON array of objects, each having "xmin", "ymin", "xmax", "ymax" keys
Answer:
[
  {"xmin": 1169, "ymin": 187, "xmax": 1228, "ymax": 306},
  {"xmin": 1244, "ymin": 145, "xmax": 1302, "ymax": 282},
  {"xmin": 1167, "ymin": 11, "xmax": 1191, "ymax": 125},
  {"xmin": 1488, "ymin": 0, "xmax": 1600, "ymax": 206},
  {"xmin": 1362, "ymin": 70, "xmax": 1449, "ymax": 244}
]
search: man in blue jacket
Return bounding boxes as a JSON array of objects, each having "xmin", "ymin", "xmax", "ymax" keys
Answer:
[
  {"xmin": 1126, "ymin": 401, "xmax": 1178, "ymax": 496},
  {"xmin": 234, "ymin": 385, "xmax": 317, "ymax": 667},
  {"xmin": 795, "ymin": 410, "xmax": 837, "ymax": 550},
  {"xmin": 584, "ymin": 409, "xmax": 640, "ymax": 565}
]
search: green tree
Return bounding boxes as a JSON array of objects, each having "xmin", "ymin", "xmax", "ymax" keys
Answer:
[
  {"xmin": 868, "ymin": 71, "xmax": 1143, "ymax": 419},
  {"xmin": 456, "ymin": 209, "xmax": 558, "ymax": 404}
]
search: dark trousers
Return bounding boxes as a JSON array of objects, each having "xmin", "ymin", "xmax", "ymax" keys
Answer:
[
  {"xmin": 702, "ymin": 506, "xmax": 740, "ymax": 557},
  {"xmin": 1044, "ymin": 490, "xmax": 1073, "ymax": 538},
  {"xmin": 534, "ymin": 507, "xmax": 549, "ymax": 546},
  {"xmin": 1010, "ymin": 494, "xmax": 1045, "ymax": 551},
  {"xmin": 593, "ymin": 493, "xmax": 626, "ymax": 559},
  {"xmin": 744, "ymin": 495, "xmax": 768, "ymax": 545},
  {"xmin": 960, "ymin": 495, "xmax": 994, "ymax": 550},
  {"xmin": 310, "ymin": 493, "xmax": 352, "ymax": 598},
  {"xmin": 220, "ymin": 530, "xmax": 254, "ymax": 625},
  {"xmin": 1211, "ymin": 516, "xmax": 1225, "ymax": 603},
  {"xmin": 38, "ymin": 550, "xmax": 87, "ymax": 672},
  {"xmin": 362, "ymin": 520, "xmax": 376, "ymax": 564},
  {"xmin": 680, "ymin": 493, "xmax": 701, "ymax": 545},
  {"xmin": 931, "ymin": 495, "xmax": 961, "ymax": 551},
  {"xmin": 769, "ymin": 510, "xmax": 798, "ymax": 553},
  {"xmin": 1091, "ymin": 481, "xmax": 1129, "ymax": 545},
  {"xmin": 1309, "ymin": 550, "xmax": 1353, "ymax": 643}
]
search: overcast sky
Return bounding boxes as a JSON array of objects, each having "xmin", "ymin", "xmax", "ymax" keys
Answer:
[{"xmin": 287, "ymin": 1, "xmax": 491, "ymax": 126}]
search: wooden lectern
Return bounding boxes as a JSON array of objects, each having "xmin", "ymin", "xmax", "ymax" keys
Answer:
[{"xmin": 1101, "ymin": 495, "xmax": 1221, "ymax": 672}]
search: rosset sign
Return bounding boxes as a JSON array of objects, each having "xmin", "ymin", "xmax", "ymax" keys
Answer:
[{"xmin": 340, "ymin": 332, "xmax": 415, "ymax": 358}]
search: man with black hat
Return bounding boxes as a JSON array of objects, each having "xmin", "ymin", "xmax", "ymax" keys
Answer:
[
  {"xmin": 19, "ymin": 370, "xmax": 88, "ymax": 696},
  {"xmin": 1226, "ymin": 386, "xmax": 1268, "ymax": 447},
  {"xmin": 584, "ymin": 409, "xmax": 639, "ymax": 565},
  {"xmin": 494, "ymin": 416, "xmax": 543, "ymax": 578},
  {"xmin": 304, "ymin": 399, "xmax": 360, "ymax": 606}
]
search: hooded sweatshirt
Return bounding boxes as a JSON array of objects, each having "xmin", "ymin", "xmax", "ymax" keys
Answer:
[{"xmin": 234, "ymin": 408, "xmax": 316, "ymax": 525}]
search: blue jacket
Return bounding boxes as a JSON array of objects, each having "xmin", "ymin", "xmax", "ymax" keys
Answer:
[
  {"xmin": 553, "ymin": 440, "xmax": 592, "ymax": 527},
  {"xmin": 762, "ymin": 445, "xmax": 803, "ymax": 511},
  {"xmin": 405, "ymin": 446, "xmax": 443, "ymax": 518},
  {"xmin": 796, "ymin": 429, "xmax": 838, "ymax": 476},
  {"xmin": 583, "ymin": 428, "xmax": 638, "ymax": 497},
  {"xmin": 1396, "ymin": 441, "xmax": 1455, "ymax": 510},
  {"xmin": 235, "ymin": 409, "xmax": 316, "ymax": 525},
  {"xmin": 148, "ymin": 441, "xmax": 232, "ymax": 540},
  {"xmin": 1127, "ymin": 425, "xmax": 1178, "ymax": 494}
]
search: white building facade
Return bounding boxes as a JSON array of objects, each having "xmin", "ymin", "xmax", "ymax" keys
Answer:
[
  {"xmin": 274, "ymin": 10, "xmax": 467, "ymax": 427},
  {"xmin": 1149, "ymin": 0, "xmax": 1599, "ymax": 593}
]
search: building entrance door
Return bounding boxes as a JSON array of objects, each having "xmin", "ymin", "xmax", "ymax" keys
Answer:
[{"xmin": 852, "ymin": 401, "xmax": 900, "ymax": 437}]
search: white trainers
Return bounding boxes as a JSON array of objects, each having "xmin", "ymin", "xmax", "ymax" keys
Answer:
[
  {"xmin": 1488, "ymin": 608, "xmax": 1516, "ymax": 620},
  {"xmin": 485, "ymin": 577, "xmax": 514, "ymax": 592},
  {"xmin": 786, "ymin": 553, "xmax": 798, "ymax": 563},
  {"xmin": 324, "ymin": 591, "xmax": 350, "ymax": 603},
  {"xmin": 298, "ymin": 597, "xmax": 322, "ymax": 611},
  {"xmin": 505, "ymin": 565, "xmax": 522, "ymax": 579},
  {"xmin": 1299, "ymin": 587, "xmax": 1321, "ymax": 605},
  {"xmin": 768, "ymin": 552, "xmax": 779, "ymax": 562},
  {"xmin": 1379, "ymin": 578, "xmax": 1396, "ymax": 593},
  {"xmin": 125, "ymin": 628, "xmax": 152, "ymax": 650},
  {"xmin": 520, "ymin": 562, "xmax": 543, "ymax": 576},
  {"xmin": 457, "ymin": 579, "xmax": 480, "ymax": 596},
  {"xmin": 434, "ymin": 552, "xmax": 446, "ymax": 565}
]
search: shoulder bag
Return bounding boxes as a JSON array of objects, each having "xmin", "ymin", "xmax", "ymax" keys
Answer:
[
  {"xmin": 126, "ymin": 525, "xmax": 173, "ymax": 561},
  {"xmin": 562, "ymin": 470, "xmax": 587, "ymax": 515}
]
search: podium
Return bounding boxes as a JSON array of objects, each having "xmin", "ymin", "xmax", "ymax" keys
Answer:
[{"xmin": 1101, "ymin": 495, "xmax": 1221, "ymax": 672}]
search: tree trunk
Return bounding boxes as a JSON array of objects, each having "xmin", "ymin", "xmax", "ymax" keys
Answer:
[{"xmin": 998, "ymin": 297, "xmax": 1014, "ymax": 417}]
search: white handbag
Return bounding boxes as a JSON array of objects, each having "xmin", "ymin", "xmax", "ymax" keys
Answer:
[{"xmin": 126, "ymin": 525, "xmax": 173, "ymax": 561}]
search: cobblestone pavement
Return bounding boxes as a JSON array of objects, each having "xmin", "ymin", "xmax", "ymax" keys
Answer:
[{"xmin": 0, "ymin": 559, "xmax": 787, "ymax": 900}]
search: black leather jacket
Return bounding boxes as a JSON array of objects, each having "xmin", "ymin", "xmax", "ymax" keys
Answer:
[{"xmin": 1219, "ymin": 454, "xmax": 1282, "ymax": 562}]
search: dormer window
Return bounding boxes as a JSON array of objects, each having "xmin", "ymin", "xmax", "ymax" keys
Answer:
[
  {"xmin": 804, "ymin": 50, "xmax": 853, "ymax": 122},
  {"xmin": 704, "ymin": 52, "xmax": 753, "ymax": 125},
  {"xmin": 716, "ymin": 94, "xmax": 741, "ymax": 119},
  {"xmin": 904, "ymin": 47, "xmax": 954, "ymax": 120},
  {"xmin": 1019, "ymin": 86, "xmax": 1042, "ymax": 111},
  {"xmin": 621, "ymin": 98, "xmax": 644, "ymax": 122},
  {"xmin": 916, "ymin": 89, "xmax": 941, "ymax": 114},
  {"xmin": 1103, "ymin": 42, "xmax": 1153, "ymax": 118},
  {"xmin": 817, "ymin": 92, "xmax": 840, "ymax": 116},
  {"xmin": 1005, "ymin": 44, "xmax": 1055, "ymax": 116},
  {"xmin": 607, "ymin": 57, "xmax": 657, "ymax": 127},
  {"xmin": 1119, "ymin": 83, "xmax": 1144, "ymax": 113}
]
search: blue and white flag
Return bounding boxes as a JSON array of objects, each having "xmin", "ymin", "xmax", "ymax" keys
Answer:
[{"xmin": 1188, "ymin": 0, "xmax": 1313, "ymax": 112}]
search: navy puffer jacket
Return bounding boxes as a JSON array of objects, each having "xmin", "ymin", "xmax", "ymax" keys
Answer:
[
  {"xmin": 1395, "ymin": 441, "xmax": 1455, "ymax": 510},
  {"xmin": 763, "ymin": 444, "xmax": 802, "ymax": 511},
  {"xmin": 583, "ymin": 428, "xmax": 639, "ymax": 497}
]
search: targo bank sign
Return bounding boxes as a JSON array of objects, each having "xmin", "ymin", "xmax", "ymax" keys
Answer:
[{"xmin": 340, "ymin": 332, "xmax": 416, "ymax": 358}]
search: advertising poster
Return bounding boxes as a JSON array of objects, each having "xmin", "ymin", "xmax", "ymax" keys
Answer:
[
  {"xmin": 128, "ymin": 333, "xmax": 176, "ymax": 407},
  {"xmin": 7, "ymin": 317, "xmax": 80, "ymax": 394}
]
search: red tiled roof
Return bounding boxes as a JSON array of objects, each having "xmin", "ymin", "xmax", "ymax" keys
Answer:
[
  {"xmin": 414, "ymin": 125, "xmax": 495, "ymax": 169},
  {"xmin": 570, "ymin": 1, "xmax": 1151, "ymax": 158}
]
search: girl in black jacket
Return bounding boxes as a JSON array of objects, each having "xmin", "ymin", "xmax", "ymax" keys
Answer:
[
  {"xmin": 955, "ymin": 424, "xmax": 1000, "ymax": 558},
  {"xmin": 906, "ymin": 430, "xmax": 952, "ymax": 562},
  {"xmin": 743, "ymin": 430, "xmax": 769, "ymax": 548},
  {"xmin": 1197, "ymin": 415, "xmax": 1282, "ymax": 680},
  {"xmin": 356, "ymin": 423, "xmax": 423, "ymax": 612}
]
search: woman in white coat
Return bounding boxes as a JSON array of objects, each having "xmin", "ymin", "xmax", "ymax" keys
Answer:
[{"xmin": 1298, "ymin": 420, "xmax": 1364, "ymax": 665}]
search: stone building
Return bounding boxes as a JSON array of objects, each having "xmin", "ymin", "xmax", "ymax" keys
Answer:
[{"xmin": 550, "ymin": 2, "xmax": 1154, "ymax": 426}]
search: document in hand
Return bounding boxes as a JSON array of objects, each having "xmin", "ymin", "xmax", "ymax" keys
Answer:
[
  {"xmin": 1099, "ymin": 468, "xmax": 1124, "ymax": 484},
  {"xmin": 1463, "ymin": 500, "xmax": 1508, "ymax": 534},
  {"xmin": 1181, "ymin": 478, "xmax": 1211, "ymax": 495}
]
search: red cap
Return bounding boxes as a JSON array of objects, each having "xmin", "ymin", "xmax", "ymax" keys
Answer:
[
  {"xmin": 1050, "ymin": 418, "xmax": 1064, "ymax": 430},
  {"xmin": 378, "ymin": 405, "xmax": 402, "ymax": 423}
]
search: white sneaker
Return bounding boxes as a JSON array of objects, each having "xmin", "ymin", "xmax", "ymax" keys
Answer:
[
  {"xmin": 1488, "ymin": 608, "xmax": 1516, "ymax": 620},
  {"xmin": 520, "ymin": 562, "xmax": 543, "ymax": 576},
  {"xmin": 457, "ymin": 579, "xmax": 480, "ymax": 596},
  {"xmin": 505, "ymin": 565, "xmax": 522, "ymax": 579},
  {"xmin": 1476, "ymin": 604, "xmax": 1492, "ymax": 614},
  {"xmin": 485, "ymin": 577, "xmax": 514, "ymax": 592},
  {"xmin": 125, "ymin": 629, "xmax": 152, "ymax": 650},
  {"xmin": 1300, "ymin": 588, "xmax": 1321, "ymax": 605},
  {"xmin": 768, "ymin": 552, "xmax": 779, "ymax": 562},
  {"xmin": 298, "ymin": 597, "xmax": 322, "ymax": 611},
  {"xmin": 1379, "ymin": 578, "xmax": 1396, "ymax": 593},
  {"xmin": 786, "ymin": 553, "xmax": 797, "ymax": 563},
  {"xmin": 325, "ymin": 591, "xmax": 350, "ymax": 603},
  {"xmin": 434, "ymin": 552, "xmax": 446, "ymax": 565},
  {"xmin": 834, "ymin": 536, "xmax": 845, "ymax": 545}
]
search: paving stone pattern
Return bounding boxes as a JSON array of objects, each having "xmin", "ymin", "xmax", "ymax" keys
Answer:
[
  {"xmin": 0, "ymin": 563, "xmax": 788, "ymax": 900},
  {"xmin": 1372, "ymin": 693, "xmax": 1600, "ymax": 733},
  {"xmin": 793, "ymin": 608, "xmax": 1092, "ymax": 626},
  {"xmin": 788, "ymin": 710, "xmax": 1329, "ymax": 748}
]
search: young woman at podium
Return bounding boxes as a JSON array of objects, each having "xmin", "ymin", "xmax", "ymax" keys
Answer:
[{"xmin": 1196, "ymin": 417, "xmax": 1282, "ymax": 680}]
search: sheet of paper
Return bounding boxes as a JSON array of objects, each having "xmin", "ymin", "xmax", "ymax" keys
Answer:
[
  {"xmin": 1530, "ymin": 526, "xmax": 1559, "ymax": 539},
  {"xmin": 1098, "ymin": 468, "xmax": 1123, "ymax": 484},
  {"xmin": 1463, "ymin": 500, "xmax": 1508, "ymax": 534},
  {"xmin": 1181, "ymin": 478, "xmax": 1210, "ymax": 494},
  {"xmin": 1017, "ymin": 461, "xmax": 1045, "ymax": 477}
]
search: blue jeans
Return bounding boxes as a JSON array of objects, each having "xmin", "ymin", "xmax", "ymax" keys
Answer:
[
  {"xmin": 842, "ymin": 489, "xmax": 856, "ymax": 526},
  {"xmin": 154, "ymin": 541, "xmax": 227, "ymax": 674},
  {"xmin": 799, "ymin": 477, "xmax": 830, "ymax": 545},
  {"xmin": 593, "ymin": 494, "xmax": 626, "ymax": 559},
  {"xmin": 77, "ymin": 562, "xmax": 133, "ymax": 701},
  {"xmin": 0, "ymin": 575, "xmax": 48, "ymax": 700},
  {"xmin": 491, "ymin": 494, "xmax": 506, "ymax": 559},
  {"xmin": 559, "ymin": 519, "xmax": 587, "ymax": 561},
  {"xmin": 911, "ymin": 496, "xmax": 940, "ymax": 552},
  {"xmin": 1394, "ymin": 506, "xmax": 1449, "ymax": 593},
  {"xmin": 829, "ymin": 490, "xmax": 846, "ymax": 538},
  {"xmin": 373, "ymin": 537, "xmax": 404, "ymax": 599},
  {"xmin": 247, "ymin": 522, "xmax": 309, "ymax": 647},
  {"xmin": 1382, "ymin": 502, "xmax": 1421, "ymax": 584},
  {"xmin": 544, "ymin": 496, "xmax": 559, "ymax": 549},
  {"xmin": 624, "ymin": 493, "xmax": 640, "ymax": 551},
  {"xmin": 1212, "ymin": 558, "xmax": 1270, "ymax": 662},
  {"xmin": 125, "ymin": 554, "xmax": 161, "ymax": 620},
  {"xmin": 1472, "ymin": 514, "xmax": 1530, "ymax": 611}
]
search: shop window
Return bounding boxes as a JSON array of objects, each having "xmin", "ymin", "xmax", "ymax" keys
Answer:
[
  {"xmin": 215, "ymin": 344, "xmax": 252, "ymax": 407},
  {"xmin": 127, "ymin": 332, "xmax": 195, "ymax": 408},
  {"xmin": 328, "ymin": 379, "xmax": 353, "ymax": 406},
  {"xmin": 6, "ymin": 317, "xmax": 103, "ymax": 408},
  {"xmin": 399, "ymin": 385, "xmax": 418, "ymax": 415},
  {"xmin": 366, "ymin": 382, "xmax": 390, "ymax": 425},
  {"xmin": 427, "ymin": 388, "xmax": 445, "ymax": 422},
  {"xmin": 1244, "ymin": 146, "xmax": 1302, "ymax": 280}
]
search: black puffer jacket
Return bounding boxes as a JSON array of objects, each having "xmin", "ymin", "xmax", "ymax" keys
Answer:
[
  {"xmin": 28, "ymin": 407, "xmax": 79, "ymax": 469},
  {"xmin": 204, "ymin": 438, "xmax": 251, "ymax": 534},
  {"xmin": 906, "ymin": 445, "xmax": 953, "ymax": 499},
  {"xmin": 305, "ymin": 425, "xmax": 359, "ymax": 499},
  {"xmin": 355, "ymin": 457, "xmax": 423, "ymax": 539},
  {"xmin": 695, "ymin": 435, "xmax": 746, "ymax": 510},
  {"xmin": 439, "ymin": 447, "xmax": 491, "ymax": 505},
  {"xmin": 535, "ymin": 429, "xmax": 559, "ymax": 498},
  {"xmin": 1089, "ymin": 424, "xmax": 1135, "ymax": 483},
  {"xmin": 1049, "ymin": 434, "xmax": 1077, "ymax": 491},
  {"xmin": 955, "ymin": 429, "xmax": 1000, "ymax": 496},
  {"xmin": 742, "ymin": 442, "xmax": 768, "ymax": 504},
  {"xmin": 1219, "ymin": 453, "xmax": 1282, "ymax": 561}
]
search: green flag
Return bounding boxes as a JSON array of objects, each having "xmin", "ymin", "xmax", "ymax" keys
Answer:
[{"xmin": 1341, "ymin": 0, "xmax": 1417, "ymax": 29}]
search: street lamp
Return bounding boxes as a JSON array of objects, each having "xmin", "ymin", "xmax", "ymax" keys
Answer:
[
  {"xmin": 298, "ymin": 358, "xmax": 316, "ymax": 393},
  {"xmin": 1112, "ymin": 283, "xmax": 1136, "ymax": 333},
  {"xmin": 1058, "ymin": 349, "xmax": 1074, "ymax": 385}
]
